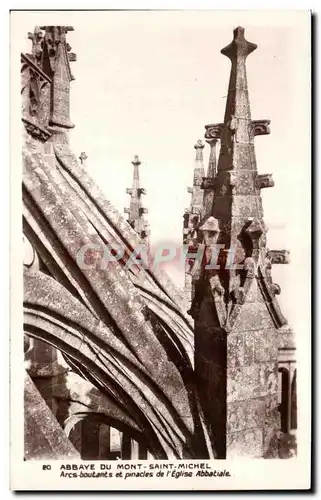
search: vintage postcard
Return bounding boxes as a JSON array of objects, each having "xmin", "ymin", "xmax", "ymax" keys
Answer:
[{"xmin": 10, "ymin": 9, "xmax": 311, "ymax": 491}]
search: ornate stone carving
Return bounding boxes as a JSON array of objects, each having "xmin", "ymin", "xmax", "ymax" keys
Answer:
[
  {"xmin": 243, "ymin": 218, "xmax": 265, "ymax": 249},
  {"xmin": 125, "ymin": 155, "xmax": 150, "ymax": 247},
  {"xmin": 27, "ymin": 27, "xmax": 44, "ymax": 67},
  {"xmin": 22, "ymin": 26, "xmax": 77, "ymax": 139},
  {"xmin": 21, "ymin": 54, "xmax": 52, "ymax": 139},
  {"xmin": 204, "ymin": 123, "xmax": 224, "ymax": 140},
  {"xmin": 194, "ymin": 139, "xmax": 205, "ymax": 150},
  {"xmin": 267, "ymin": 249, "xmax": 290, "ymax": 264},
  {"xmin": 79, "ymin": 152, "xmax": 88, "ymax": 165},
  {"xmin": 67, "ymin": 52, "xmax": 77, "ymax": 62},
  {"xmin": 22, "ymin": 117, "xmax": 51, "ymax": 141},
  {"xmin": 257, "ymin": 265, "xmax": 288, "ymax": 328},
  {"xmin": 256, "ymin": 174, "xmax": 274, "ymax": 189},
  {"xmin": 39, "ymin": 26, "xmax": 75, "ymax": 74},
  {"xmin": 250, "ymin": 119, "xmax": 271, "ymax": 138}
]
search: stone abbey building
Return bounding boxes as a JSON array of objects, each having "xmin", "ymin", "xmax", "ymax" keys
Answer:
[{"xmin": 22, "ymin": 25, "xmax": 296, "ymax": 460}]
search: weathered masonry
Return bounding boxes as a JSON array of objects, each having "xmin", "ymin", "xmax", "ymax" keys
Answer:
[{"xmin": 22, "ymin": 25, "xmax": 296, "ymax": 460}]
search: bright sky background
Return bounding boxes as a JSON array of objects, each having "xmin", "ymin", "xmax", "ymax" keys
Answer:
[{"xmin": 15, "ymin": 10, "xmax": 310, "ymax": 331}]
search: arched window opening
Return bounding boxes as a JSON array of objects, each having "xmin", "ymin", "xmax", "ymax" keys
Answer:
[
  {"xmin": 278, "ymin": 368, "xmax": 290, "ymax": 433},
  {"xmin": 67, "ymin": 416, "xmax": 153, "ymax": 460}
]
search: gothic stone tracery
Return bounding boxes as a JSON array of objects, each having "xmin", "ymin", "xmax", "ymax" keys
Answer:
[{"xmin": 22, "ymin": 24, "xmax": 296, "ymax": 461}]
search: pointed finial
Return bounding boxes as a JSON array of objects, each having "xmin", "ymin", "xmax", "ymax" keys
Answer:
[
  {"xmin": 194, "ymin": 139, "xmax": 205, "ymax": 150},
  {"xmin": 79, "ymin": 152, "xmax": 88, "ymax": 165},
  {"xmin": 221, "ymin": 26, "xmax": 257, "ymax": 61},
  {"xmin": 194, "ymin": 140, "xmax": 205, "ymax": 162},
  {"xmin": 125, "ymin": 155, "xmax": 149, "ymax": 247},
  {"xmin": 132, "ymin": 155, "xmax": 141, "ymax": 167}
]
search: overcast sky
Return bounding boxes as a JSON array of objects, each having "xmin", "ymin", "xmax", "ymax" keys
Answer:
[{"xmin": 15, "ymin": 10, "xmax": 310, "ymax": 330}]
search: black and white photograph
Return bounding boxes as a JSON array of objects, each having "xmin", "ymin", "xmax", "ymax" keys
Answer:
[{"xmin": 10, "ymin": 9, "xmax": 311, "ymax": 491}]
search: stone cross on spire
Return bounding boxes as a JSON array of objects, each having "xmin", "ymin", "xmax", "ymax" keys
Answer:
[
  {"xmin": 79, "ymin": 152, "xmax": 88, "ymax": 166},
  {"xmin": 191, "ymin": 27, "xmax": 289, "ymax": 459},
  {"xmin": 124, "ymin": 155, "xmax": 149, "ymax": 248},
  {"xmin": 210, "ymin": 27, "xmax": 273, "ymax": 293}
]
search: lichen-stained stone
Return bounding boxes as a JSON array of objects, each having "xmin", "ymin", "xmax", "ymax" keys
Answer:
[
  {"xmin": 192, "ymin": 27, "xmax": 294, "ymax": 458},
  {"xmin": 233, "ymin": 144, "xmax": 257, "ymax": 170},
  {"xmin": 254, "ymin": 330, "xmax": 278, "ymax": 363},
  {"xmin": 24, "ymin": 267, "xmax": 206, "ymax": 458},
  {"xmin": 24, "ymin": 372, "xmax": 79, "ymax": 460},
  {"xmin": 21, "ymin": 25, "xmax": 217, "ymax": 461},
  {"xmin": 227, "ymin": 361, "xmax": 278, "ymax": 401},
  {"xmin": 232, "ymin": 302, "xmax": 275, "ymax": 332},
  {"xmin": 235, "ymin": 170, "xmax": 258, "ymax": 195},
  {"xmin": 255, "ymin": 362, "xmax": 278, "ymax": 399},
  {"xmin": 21, "ymin": 24, "xmax": 294, "ymax": 460},
  {"xmin": 263, "ymin": 393, "xmax": 281, "ymax": 458},
  {"xmin": 261, "ymin": 362, "xmax": 278, "ymax": 396},
  {"xmin": 227, "ymin": 365, "xmax": 260, "ymax": 402},
  {"xmin": 227, "ymin": 333, "xmax": 244, "ymax": 368},
  {"xmin": 278, "ymin": 327, "xmax": 296, "ymax": 349},
  {"xmin": 54, "ymin": 144, "xmax": 191, "ymax": 320},
  {"xmin": 227, "ymin": 428, "xmax": 263, "ymax": 459},
  {"xmin": 242, "ymin": 331, "xmax": 255, "ymax": 365},
  {"xmin": 232, "ymin": 195, "xmax": 262, "ymax": 219},
  {"xmin": 226, "ymin": 331, "xmax": 255, "ymax": 368},
  {"xmin": 23, "ymin": 156, "xmax": 193, "ymax": 426},
  {"xmin": 227, "ymin": 397, "xmax": 266, "ymax": 434}
]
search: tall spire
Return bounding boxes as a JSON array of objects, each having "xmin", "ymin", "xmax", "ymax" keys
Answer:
[
  {"xmin": 192, "ymin": 27, "xmax": 288, "ymax": 459},
  {"xmin": 183, "ymin": 139, "xmax": 206, "ymax": 247},
  {"xmin": 201, "ymin": 123, "xmax": 224, "ymax": 218},
  {"xmin": 209, "ymin": 27, "xmax": 272, "ymax": 297},
  {"xmin": 187, "ymin": 140, "xmax": 205, "ymax": 221},
  {"xmin": 124, "ymin": 155, "xmax": 150, "ymax": 248},
  {"xmin": 182, "ymin": 140, "xmax": 205, "ymax": 307}
]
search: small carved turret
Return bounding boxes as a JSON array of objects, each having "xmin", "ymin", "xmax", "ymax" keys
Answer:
[
  {"xmin": 192, "ymin": 28, "xmax": 290, "ymax": 459},
  {"xmin": 183, "ymin": 140, "xmax": 206, "ymax": 306},
  {"xmin": 201, "ymin": 123, "xmax": 224, "ymax": 218},
  {"xmin": 124, "ymin": 155, "xmax": 150, "ymax": 248},
  {"xmin": 21, "ymin": 25, "xmax": 77, "ymax": 142},
  {"xmin": 256, "ymin": 174, "xmax": 274, "ymax": 189},
  {"xmin": 267, "ymin": 249, "xmax": 290, "ymax": 264},
  {"xmin": 79, "ymin": 152, "xmax": 88, "ymax": 166}
]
